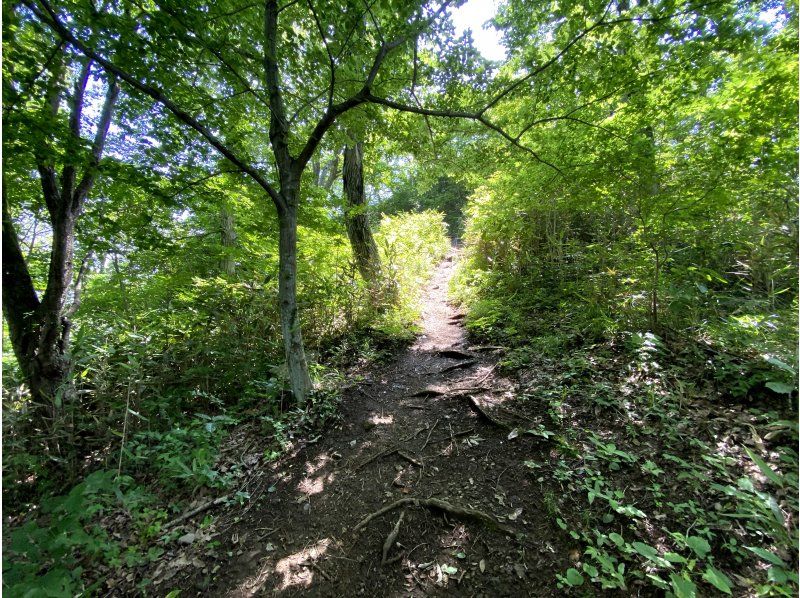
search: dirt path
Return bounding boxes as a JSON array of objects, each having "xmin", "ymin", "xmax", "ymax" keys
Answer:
[{"xmin": 168, "ymin": 253, "xmax": 569, "ymax": 596}]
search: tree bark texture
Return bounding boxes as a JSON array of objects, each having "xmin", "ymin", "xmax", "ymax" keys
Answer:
[
  {"xmin": 277, "ymin": 195, "xmax": 313, "ymax": 403},
  {"xmin": 343, "ymin": 143, "xmax": 381, "ymax": 282}
]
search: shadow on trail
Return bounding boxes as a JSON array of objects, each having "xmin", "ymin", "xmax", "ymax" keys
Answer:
[{"xmin": 159, "ymin": 252, "xmax": 571, "ymax": 597}]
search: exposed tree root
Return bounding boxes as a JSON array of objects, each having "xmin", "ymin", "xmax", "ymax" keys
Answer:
[
  {"xmin": 431, "ymin": 360, "xmax": 478, "ymax": 375},
  {"xmin": 466, "ymin": 396, "xmax": 512, "ymax": 429},
  {"xmin": 436, "ymin": 348, "xmax": 472, "ymax": 359},
  {"xmin": 356, "ymin": 447, "xmax": 422, "ymax": 471},
  {"xmin": 408, "ymin": 386, "xmax": 446, "ymax": 398},
  {"xmin": 355, "ymin": 497, "xmax": 514, "ymax": 534},
  {"xmin": 381, "ymin": 510, "xmax": 405, "ymax": 565}
]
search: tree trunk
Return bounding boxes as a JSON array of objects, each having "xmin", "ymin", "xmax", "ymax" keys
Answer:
[
  {"xmin": 220, "ymin": 204, "xmax": 237, "ymax": 276},
  {"xmin": 277, "ymin": 194, "xmax": 313, "ymax": 404},
  {"xmin": 343, "ymin": 142, "xmax": 381, "ymax": 282},
  {"xmin": 2, "ymin": 59, "xmax": 119, "ymax": 445},
  {"xmin": 2, "ymin": 182, "xmax": 72, "ymax": 438}
]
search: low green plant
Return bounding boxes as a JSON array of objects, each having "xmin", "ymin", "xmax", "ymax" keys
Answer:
[{"xmin": 3, "ymin": 470, "xmax": 156, "ymax": 596}]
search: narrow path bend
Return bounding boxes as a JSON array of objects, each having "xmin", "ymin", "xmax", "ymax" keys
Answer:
[{"xmin": 195, "ymin": 252, "xmax": 567, "ymax": 596}]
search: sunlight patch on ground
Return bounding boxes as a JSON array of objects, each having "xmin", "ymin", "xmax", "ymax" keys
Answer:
[
  {"xmin": 368, "ymin": 412, "xmax": 395, "ymax": 426},
  {"xmin": 304, "ymin": 453, "xmax": 332, "ymax": 475},
  {"xmin": 230, "ymin": 539, "xmax": 331, "ymax": 596},
  {"xmin": 297, "ymin": 472, "xmax": 335, "ymax": 496},
  {"xmin": 274, "ymin": 539, "xmax": 331, "ymax": 590}
]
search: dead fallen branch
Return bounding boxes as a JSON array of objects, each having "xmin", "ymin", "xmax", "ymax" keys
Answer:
[
  {"xmin": 164, "ymin": 494, "xmax": 231, "ymax": 529},
  {"xmin": 355, "ymin": 497, "xmax": 513, "ymax": 534},
  {"xmin": 381, "ymin": 510, "xmax": 405, "ymax": 565}
]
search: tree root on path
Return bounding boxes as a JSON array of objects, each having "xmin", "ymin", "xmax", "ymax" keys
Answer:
[
  {"xmin": 466, "ymin": 396, "xmax": 512, "ymax": 429},
  {"xmin": 355, "ymin": 447, "xmax": 423, "ymax": 471},
  {"xmin": 381, "ymin": 510, "xmax": 405, "ymax": 565},
  {"xmin": 436, "ymin": 348, "xmax": 472, "ymax": 359},
  {"xmin": 428, "ymin": 360, "xmax": 478, "ymax": 375},
  {"xmin": 355, "ymin": 497, "xmax": 514, "ymax": 535}
]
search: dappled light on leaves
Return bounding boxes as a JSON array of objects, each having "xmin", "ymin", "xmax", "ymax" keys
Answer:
[{"xmin": 2, "ymin": 0, "xmax": 796, "ymax": 595}]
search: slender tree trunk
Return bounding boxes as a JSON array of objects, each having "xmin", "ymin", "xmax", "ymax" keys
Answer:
[
  {"xmin": 343, "ymin": 142, "xmax": 381, "ymax": 282},
  {"xmin": 277, "ymin": 191, "xmax": 312, "ymax": 403},
  {"xmin": 220, "ymin": 204, "xmax": 237, "ymax": 276}
]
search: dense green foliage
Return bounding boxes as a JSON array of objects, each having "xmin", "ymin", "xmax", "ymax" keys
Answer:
[
  {"xmin": 2, "ymin": 0, "xmax": 797, "ymax": 594},
  {"xmin": 3, "ymin": 209, "xmax": 448, "ymax": 594},
  {"xmin": 448, "ymin": 7, "xmax": 798, "ymax": 594}
]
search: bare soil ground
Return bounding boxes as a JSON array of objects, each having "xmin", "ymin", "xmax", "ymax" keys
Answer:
[{"xmin": 147, "ymin": 252, "xmax": 573, "ymax": 596}]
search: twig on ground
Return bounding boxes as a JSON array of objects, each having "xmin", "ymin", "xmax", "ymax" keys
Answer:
[
  {"xmin": 495, "ymin": 466, "xmax": 511, "ymax": 492},
  {"xmin": 355, "ymin": 447, "xmax": 398, "ymax": 471},
  {"xmin": 308, "ymin": 560, "xmax": 333, "ymax": 581},
  {"xmin": 357, "ymin": 387, "xmax": 380, "ymax": 401},
  {"xmin": 408, "ymin": 387, "xmax": 446, "ymax": 398},
  {"xmin": 402, "ymin": 425, "xmax": 429, "ymax": 442},
  {"xmin": 470, "ymin": 345, "xmax": 506, "ymax": 352},
  {"xmin": 426, "ymin": 427, "xmax": 475, "ymax": 447},
  {"xmin": 397, "ymin": 450, "xmax": 423, "ymax": 467},
  {"xmin": 420, "ymin": 418, "xmax": 440, "ymax": 451},
  {"xmin": 471, "ymin": 363, "xmax": 498, "ymax": 386},
  {"xmin": 446, "ymin": 385, "xmax": 491, "ymax": 394}
]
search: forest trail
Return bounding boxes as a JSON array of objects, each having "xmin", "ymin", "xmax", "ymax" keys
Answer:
[{"xmin": 168, "ymin": 251, "xmax": 568, "ymax": 596}]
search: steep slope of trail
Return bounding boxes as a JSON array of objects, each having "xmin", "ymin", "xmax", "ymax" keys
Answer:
[{"xmin": 172, "ymin": 253, "xmax": 570, "ymax": 596}]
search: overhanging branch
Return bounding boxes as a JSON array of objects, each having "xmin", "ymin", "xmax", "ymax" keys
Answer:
[{"xmin": 28, "ymin": 0, "xmax": 285, "ymax": 212}]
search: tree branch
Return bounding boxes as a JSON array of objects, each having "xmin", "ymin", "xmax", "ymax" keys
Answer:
[
  {"xmin": 363, "ymin": 93, "xmax": 562, "ymax": 174},
  {"xmin": 73, "ymin": 74, "xmax": 120, "ymax": 209},
  {"xmin": 479, "ymin": 0, "xmax": 614, "ymax": 117},
  {"xmin": 28, "ymin": 0, "xmax": 284, "ymax": 211}
]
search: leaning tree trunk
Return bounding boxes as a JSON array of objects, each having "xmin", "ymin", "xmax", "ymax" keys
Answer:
[{"xmin": 343, "ymin": 143, "xmax": 381, "ymax": 282}]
